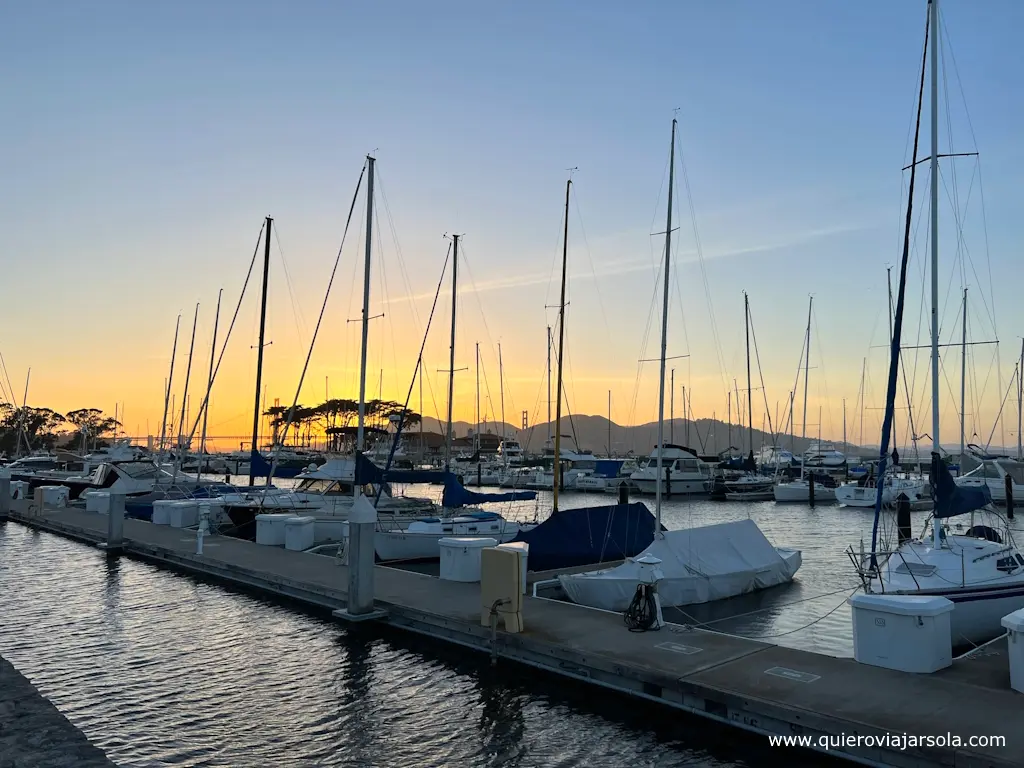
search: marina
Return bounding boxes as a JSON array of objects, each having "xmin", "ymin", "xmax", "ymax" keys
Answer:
[{"xmin": 2, "ymin": 486, "xmax": 1022, "ymax": 768}]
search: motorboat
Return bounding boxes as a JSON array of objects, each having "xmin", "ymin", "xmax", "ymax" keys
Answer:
[
  {"xmin": 801, "ymin": 441, "xmax": 846, "ymax": 468},
  {"xmin": 723, "ymin": 473, "xmax": 775, "ymax": 501},
  {"xmin": 575, "ymin": 458, "xmax": 640, "ymax": 493},
  {"xmin": 836, "ymin": 474, "xmax": 931, "ymax": 509},
  {"xmin": 956, "ymin": 457, "xmax": 1024, "ymax": 504},
  {"xmin": 773, "ymin": 472, "xmax": 839, "ymax": 503},
  {"xmin": 374, "ymin": 512, "xmax": 534, "ymax": 562},
  {"xmin": 629, "ymin": 444, "xmax": 711, "ymax": 495},
  {"xmin": 524, "ymin": 449, "xmax": 597, "ymax": 490}
]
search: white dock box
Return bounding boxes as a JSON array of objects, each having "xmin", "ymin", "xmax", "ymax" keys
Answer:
[
  {"xmin": 83, "ymin": 491, "xmax": 110, "ymax": 513},
  {"xmin": 496, "ymin": 541, "xmax": 530, "ymax": 594},
  {"xmin": 197, "ymin": 499, "xmax": 226, "ymax": 527},
  {"xmin": 169, "ymin": 501, "xmax": 199, "ymax": 528},
  {"xmin": 37, "ymin": 485, "xmax": 70, "ymax": 508},
  {"xmin": 439, "ymin": 537, "xmax": 498, "ymax": 582},
  {"xmin": 285, "ymin": 516, "xmax": 315, "ymax": 551},
  {"xmin": 151, "ymin": 499, "xmax": 178, "ymax": 525},
  {"xmin": 9, "ymin": 480, "xmax": 29, "ymax": 500},
  {"xmin": 1001, "ymin": 608, "xmax": 1024, "ymax": 693},
  {"xmin": 850, "ymin": 593, "xmax": 954, "ymax": 673},
  {"xmin": 256, "ymin": 513, "xmax": 297, "ymax": 546}
]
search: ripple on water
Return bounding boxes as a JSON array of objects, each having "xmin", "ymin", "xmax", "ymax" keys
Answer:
[{"xmin": 0, "ymin": 517, "xmax": 844, "ymax": 767}]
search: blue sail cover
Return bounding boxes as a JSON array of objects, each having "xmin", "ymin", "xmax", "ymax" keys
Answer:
[
  {"xmin": 594, "ymin": 459, "xmax": 625, "ymax": 478},
  {"xmin": 510, "ymin": 502, "xmax": 659, "ymax": 572},
  {"xmin": 932, "ymin": 453, "xmax": 990, "ymax": 519},
  {"xmin": 442, "ymin": 474, "xmax": 536, "ymax": 508}
]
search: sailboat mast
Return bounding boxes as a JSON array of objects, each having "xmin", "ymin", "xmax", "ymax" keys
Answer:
[
  {"xmin": 552, "ymin": 178, "xmax": 571, "ymax": 513},
  {"xmin": 197, "ymin": 289, "xmax": 222, "ymax": 481},
  {"xmin": 445, "ymin": 234, "xmax": 459, "ymax": 471},
  {"xmin": 356, "ymin": 157, "xmax": 375, "ymax": 455},
  {"xmin": 859, "ymin": 357, "xmax": 866, "ymax": 446},
  {"xmin": 670, "ymin": 368, "xmax": 675, "ymax": 443},
  {"xmin": 801, "ymin": 295, "xmax": 812, "ymax": 478},
  {"xmin": 607, "ymin": 389, "xmax": 612, "ymax": 455},
  {"xmin": 960, "ymin": 288, "xmax": 967, "ymax": 459},
  {"xmin": 654, "ymin": 118, "xmax": 677, "ymax": 532},
  {"xmin": 744, "ymin": 292, "xmax": 752, "ymax": 459},
  {"xmin": 475, "ymin": 341, "xmax": 480, "ymax": 453},
  {"xmin": 546, "ymin": 325, "xmax": 552, "ymax": 440},
  {"xmin": 929, "ymin": 0, "xmax": 941, "ymax": 548},
  {"xmin": 249, "ymin": 217, "xmax": 272, "ymax": 485},
  {"xmin": 174, "ymin": 303, "xmax": 200, "ymax": 475},
  {"xmin": 843, "ymin": 398, "xmax": 847, "ymax": 455}
]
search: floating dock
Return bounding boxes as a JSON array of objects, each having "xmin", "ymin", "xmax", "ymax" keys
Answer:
[{"xmin": 2, "ymin": 500, "xmax": 1020, "ymax": 768}]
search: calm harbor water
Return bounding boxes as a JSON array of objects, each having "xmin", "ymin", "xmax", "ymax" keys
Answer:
[{"xmin": 4, "ymin": 484, "xmax": 997, "ymax": 767}]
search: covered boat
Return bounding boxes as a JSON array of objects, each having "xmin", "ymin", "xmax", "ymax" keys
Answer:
[{"xmin": 558, "ymin": 518, "xmax": 800, "ymax": 611}]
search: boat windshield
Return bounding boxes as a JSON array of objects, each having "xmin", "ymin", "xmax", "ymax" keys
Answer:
[{"xmin": 296, "ymin": 479, "xmax": 338, "ymax": 494}]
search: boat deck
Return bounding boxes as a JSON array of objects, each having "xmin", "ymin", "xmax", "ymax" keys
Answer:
[{"xmin": 3, "ymin": 499, "xmax": 1022, "ymax": 768}]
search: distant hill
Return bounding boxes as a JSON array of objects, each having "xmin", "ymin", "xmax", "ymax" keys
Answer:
[{"xmin": 419, "ymin": 414, "xmax": 871, "ymax": 458}]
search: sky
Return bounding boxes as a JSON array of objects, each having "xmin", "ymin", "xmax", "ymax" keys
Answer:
[{"xmin": 2, "ymin": 0, "xmax": 1022, "ymax": 453}]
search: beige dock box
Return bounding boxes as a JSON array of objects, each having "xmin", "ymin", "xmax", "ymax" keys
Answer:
[
  {"xmin": 496, "ymin": 542, "xmax": 529, "ymax": 594},
  {"xmin": 151, "ymin": 499, "xmax": 178, "ymax": 525},
  {"xmin": 285, "ymin": 516, "xmax": 316, "ymax": 551},
  {"xmin": 83, "ymin": 491, "xmax": 110, "ymax": 513},
  {"xmin": 256, "ymin": 513, "xmax": 297, "ymax": 546},
  {"xmin": 439, "ymin": 537, "xmax": 498, "ymax": 582},
  {"xmin": 1001, "ymin": 608, "xmax": 1024, "ymax": 693},
  {"xmin": 850, "ymin": 593, "xmax": 953, "ymax": 673},
  {"xmin": 37, "ymin": 485, "xmax": 70, "ymax": 508},
  {"xmin": 169, "ymin": 501, "xmax": 199, "ymax": 528},
  {"xmin": 480, "ymin": 546, "xmax": 523, "ymax": 633}
]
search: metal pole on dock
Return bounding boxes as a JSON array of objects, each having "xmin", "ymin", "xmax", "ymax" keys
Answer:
[{"xmin": 0, "ymin": 475, "xmax": 9, "ymax": 521}]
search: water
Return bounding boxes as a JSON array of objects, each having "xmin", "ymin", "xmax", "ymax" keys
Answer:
[{"xmin": 0, "ymin": 520, "xmax": 844, "ymax": 768}]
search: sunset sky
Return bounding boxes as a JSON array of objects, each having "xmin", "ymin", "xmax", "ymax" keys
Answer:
[{"xmin": 3, "ymin": 1, "xmax": 1022, "ymax": 452}]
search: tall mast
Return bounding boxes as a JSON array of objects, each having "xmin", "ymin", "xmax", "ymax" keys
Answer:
[
  {"xmin": 356, "ymin": 157, "xmax": 375, "ymax": 455},
  {"xmin": 552, "ymin": 177, "xmax": 571, "ymax": 513},
  {"xmin": 498, "ymin": 342, "xmax": 505, "ymax": 439},
  {"xmin": 249, "ymin": 216, "xmax": 272, "ymax": 486},
  {"xmin": 859, "ymin": 357, "xmax": 866, "ymax": 446},
  {"xmin": 744, "ymin": 292, "xmax": 753, "ymax": 460},
  {"xmin": 175, "ymin": 302, "xmax": 200, "ymax": 473},
  {"xmin": 418, "ymin": 359, "xmax": 424, "ymax": 460},
  {"xmin": 929, "ymin": 0, "xmax": 941, "ymax": 548},
  {"xmin": 727, "ymin": 391, "xmax": 731, "ymax": 451},
  {"xmin": 475, "ymin": 341, "xmax": 480, "ymax": 453},
  {"xmin": 197, "ymin": 289, "xmax": 222, "ymax": 481},
  {"xmin": 960, "ymin": 288, "xmax": 967, "ymax": 459},
  {"xmin": 843, "ymin": 398, "xmax": 847, "ymax": 454},
  {"xmin": 683, "ymin": 385, "xmax": 689, "ymax": 446},
  {"xmin": 607, "ymin": 389, "xmax": 612, "ymax": 455},
  {"xmin": 801, "ymin": 295, "xmax": 812, "ymax": 478},
  {"xmin": 887, "ymin": 267, "xmax": 897, "ymax": 451},
  {"xmin": 157, "ymin": 314, "xmax": 180, "ymax": 463},
  {"xmin": 445, "ymin": 234, "xmax": 459, "ymax": 471},
  {"xmin": 654, "ymin": 118, "xmax": 676, "ymax": 533}
]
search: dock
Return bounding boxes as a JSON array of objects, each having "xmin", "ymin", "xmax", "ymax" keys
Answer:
[
  {"xmin": 2, "ymin": 499, "xmax": 1020, "ymax": 768},
  {"xmin": 0, "ymin": 654, "xmax": 116, "ymax": 768}
]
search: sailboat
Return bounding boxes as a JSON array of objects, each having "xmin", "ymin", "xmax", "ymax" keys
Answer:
[
  {"xmin": 850, "ymin": 0, "xmax": 1024, "ymax": 647},
  {"xmin": 775, "ymin": 299, "xmax": 839, "ymax": 502},
  {"xmin": 559, "ymin": 119, "xmax": 800, "ymax": 612}
]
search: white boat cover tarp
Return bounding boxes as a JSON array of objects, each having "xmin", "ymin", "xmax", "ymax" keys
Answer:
[{"xmin": 558, "ymin": 518, "xmax": 801, "ymax": 612}]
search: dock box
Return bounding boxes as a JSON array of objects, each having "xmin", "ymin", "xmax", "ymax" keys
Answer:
[
  {"xmin": 285, "ymin": 516, "xmax": 316, "ymax": 551},
  {"xmin": 9, "ymin": 481, "xmax": 29, "ymax": 500},
  {"xmin": 256, "ymin": 513, "xmax": 297, "ymax": 546},
  {"xmin": 37, "ymin": 486, "xmax": 70, "ymax": 508},
  {"xmin": 850, "ymin": 593, "xmax": 953, "ymax": 673},
  {"xmin": 439, "ymin": 537, "xmax": 498, "ymax": 582},
  {"xmin": 1002, "ymin": 608, "xmax": 1024, "ymax": 693},
  {"xmin": 151, "ymin": 499, "xmax": 178, "ymax": 525},
  {"xmin": 496, "ymin": 541, "xmax": 530, "ymax": 594},
  {"xmin": 83, "ymin": 491, "xmax": 110, "ymax": 513},
  {"xmin": 169, "ymin": 501, "xmax": 199, "ymax": 528}
]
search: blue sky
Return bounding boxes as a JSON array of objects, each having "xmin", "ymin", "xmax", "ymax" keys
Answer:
[{"xmin": 1, "ymin": 1, "xmax": 1021, "ymax": 449}]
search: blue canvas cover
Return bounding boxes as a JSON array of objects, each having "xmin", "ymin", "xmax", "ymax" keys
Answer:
[
  {"xmin": 441, "ymin": 474, "xmax": 536, "ymax": 507},
  {"xmin": 510, "ymin": 502, "xmax": 659, "ymax": 572},
  {"xmin": 594, "ymin": 459, "xmax": 624, "ymax": 478},
  {"xmin": 932, "ymin": 453, "xmax": 990, "ymax": 519}
]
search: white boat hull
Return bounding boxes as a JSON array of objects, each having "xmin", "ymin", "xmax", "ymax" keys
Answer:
[
  {"xmin": 374, "ymin": 526, "xmax": 524, "ymax": 561},
  {"xmin": 773, "ymin": 481, "xmax": 837, "ymax": 503},
  {"xmin": 632, "ymin": 478, "xmax": 708, "ymax": 495}
]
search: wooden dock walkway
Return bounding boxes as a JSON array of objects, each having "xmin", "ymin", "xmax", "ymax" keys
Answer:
[{"xmin": 3, "ymin": 499, "xmax": 1021, "ymax": 768}]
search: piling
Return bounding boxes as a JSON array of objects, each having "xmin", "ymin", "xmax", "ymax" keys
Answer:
[
  {"xmin": 808, "ymin": 473, "xmax": 815, "ymax": 509},
  {"xmin": 897, "ymin": 492, "xmax": 912, "ymax": 544},
  {"xmin": 335, "ymin": 493, "xmax": 386, "ymax": 622},
  {"xmin": 617, "ymin": 480, "xmax": 629, "ymax": 505},
  {"xmin": 0, "ymin": 475, "xmax": 9, "ymax": 521},
  {"xmin": 665, "ymin": 465, "xmax": 672, "ymax": 498},
  {"xmin": 99, "ymin": 492, "xmax": 125, "ymax": 553},
  {"xmin": 1007, "ymin": 474, "xmax": 1015, "ymax": 520}
]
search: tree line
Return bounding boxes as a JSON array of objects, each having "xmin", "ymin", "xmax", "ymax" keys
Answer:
[
  {"xmin": 0, "ymin": 405, "xmax": 121, "ymax": 455},
  {"xmin": 264, "ymin": 399, "xmax": 421, "ymax": 448}
]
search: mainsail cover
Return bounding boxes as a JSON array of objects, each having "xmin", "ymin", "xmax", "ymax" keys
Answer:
[
  {"xmin": 442, "ymin": 474, "xmax": 536, "ymax": 507},
  {"xmin": 933, "ymin": 452, "xmax": 990, "ymax": 519}
]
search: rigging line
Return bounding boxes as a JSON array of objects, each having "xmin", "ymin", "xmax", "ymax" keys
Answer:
[
  {"xmin": 983, "ymin": 365, "xmax": 1020, "ymax": 454},
  {"xmin": 271, "ymin": 222, "xmax": 310, "ymax": 347},
  {"xmin": 372, "ymin": 194, "xmax": 400, "ymax": 407},
  {"xmin": 745, "ymin": 304, "xmax": 775, "ymax": 441},
  {"xmin": 373, "ymin": 244, "xmax": 452, "ymax": 502},
  {"xmin": 572, "ymin": 187, "xmax": 614, "ymax": 346},
  {"xmin": 235, "ymin": 164, "xmax": 365, "ymax": 464},
  {"xmin": 183, "ymin": 219, "xmax": 266, "ymax": 442},
  {"xmin": 0, "ymin": 351, "xmax": 14, "ymax": 405},
  {"xmin": 675, "ymin": 123, "xmax": 729, "ymax": 396},
  {"xmin": 811, "ymin": 305, "xmax": 835, "ymax": 439}
]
